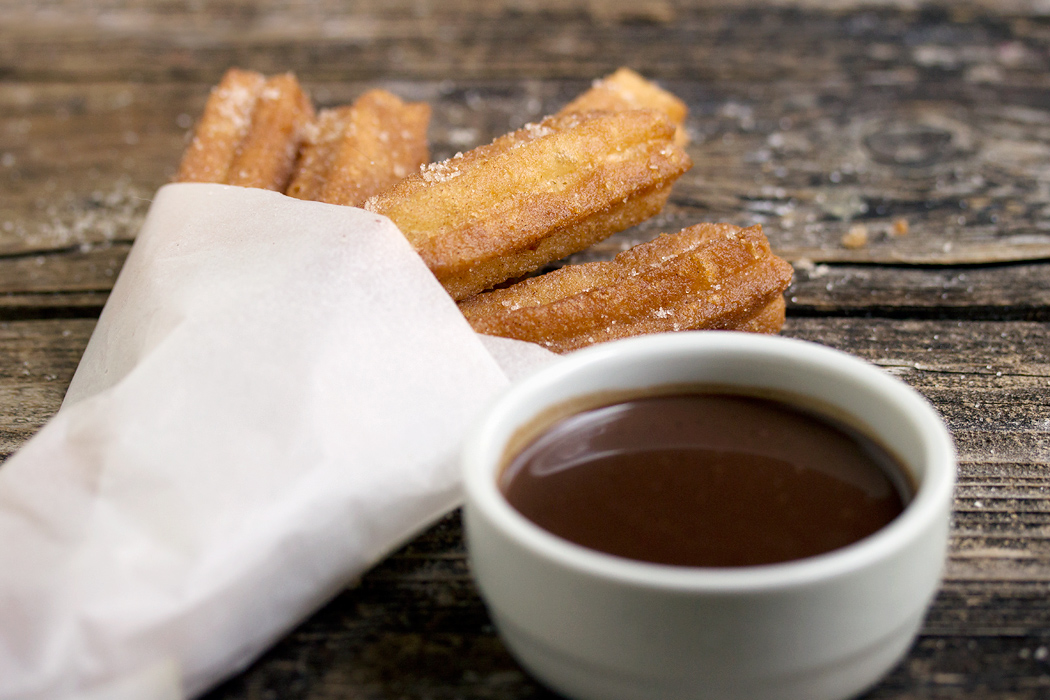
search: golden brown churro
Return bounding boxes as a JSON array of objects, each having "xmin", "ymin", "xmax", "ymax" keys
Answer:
[
  {"xmin": 174, "ymin": 68, "xmax": 791, "ymax": 348},
  {"xmin": 225, "ymin": 73, "xmax": 314, "ymax": 191},
  {"xmin": 177, "ymin": 71, "xmax": 314, "ymax": 192},
  {"xmin": 175, "ymin": 68, "xmax": 266, "ymax": 184},
  {"xmin": 560, "ymin": 67, "xmax": 689, "ymax": 146},
  {"xmin": 283, "ymin": 106, "xmax": 352, "ymax": 201},
  {"xmin": 737, "ymin": 296, "xmax": 787, "ymax": 335},
  {"xmin": 288, "ymin": 89, "xmax": 431, "ymax": 206},
  {"xmin": 458, "ymin": 223, "xmax": 793, "ymax": 353},
  {"xmin": 365, "ymin": 109, "xmax": 692, "ymax": 300}
]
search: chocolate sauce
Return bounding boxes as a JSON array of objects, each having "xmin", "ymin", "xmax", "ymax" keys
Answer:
[{"xmin": 501, "ymin": 392, "xmax": 911, "ymax": 567}]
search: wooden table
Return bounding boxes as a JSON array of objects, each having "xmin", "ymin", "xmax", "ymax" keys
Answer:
[{"xmin": 3, "ymin": 1, "xmax": 1049, "ymax": 697}]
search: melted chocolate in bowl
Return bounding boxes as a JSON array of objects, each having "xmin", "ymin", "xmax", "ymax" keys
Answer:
[{"xmin": 500, "ymin": 392, "xmax": 912, "ymax": 568}]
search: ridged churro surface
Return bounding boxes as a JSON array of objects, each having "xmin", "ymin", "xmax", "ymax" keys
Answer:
[
  {"xmin": 737, "ymin": 296, "xmax": 787, "ymax": 335},
  {"xmin": 172, "ymin": 69, "xmax": 795, "ymax": 354},
  {"xmin": 176, "ymin": 70, "xmax": 313, "ymax": 192},
  {"xmin": 285, "ymin": 106, "xmax": 353, "ymax": 201},
  {"xmin": 225, "ymin": 73, "xmax": 314, "ymax": 191},
  {"xmin": 175, "ymin": 68, "xmax": 266, "ymax": 184},
  {"xmin": 365, "ymin": 109, "xmax": 692, "ymax": 299},
  {"xmin": 458, "ymin": 223, "xmax": 793, "ymax": 353},
  {"xmin": 560, "ymin": 67, "xmax": 689, "ymax": 145},
  {"xmin": 297, "ymin": 90, "xmax": 430, "ymax": 207}
]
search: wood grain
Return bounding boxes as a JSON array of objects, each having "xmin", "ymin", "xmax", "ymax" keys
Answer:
[
  {"xmin": 5, "ymin": 5, "xmax": 1050, "ymax": 308},
  {"xmin": 4, "ymin": 2, "xmax": 1050, "ymax": 697},
  {"xmin": 0, "ymin": 318, "xmax": 93, "ymax": 457},
  {"xmin": 787, "ymin": 262, "xmax": 1050, "ymax": 320},
  {"xmin": 203, "ymin": 318, "xmax": 1050, "ymax": 700},
  {"xmin": 2, "ymin": 316, "xmax": 1048, "ymax": 698}
]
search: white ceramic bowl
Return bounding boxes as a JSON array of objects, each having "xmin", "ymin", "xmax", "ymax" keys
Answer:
[{"xmin": 462, "ymin": 332, "xmax": 955, "ymax": 700}]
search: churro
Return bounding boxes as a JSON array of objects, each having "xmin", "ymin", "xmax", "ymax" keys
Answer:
[
  {"xmin": 173, "ymin": 70, "xmax": 797, "ymax": 353},
  {"xmin": 737, "ymin": 296, "xmax": 787, "ymax": 335},
  {"xmin": 365, "ymin": 109, "xmax": 692, "ymax": 300},
  {"xmin": 560, "ymin": 67, "xmax": 689, "ymax": 145},
  {"xmin": 458, "ymin": 223, "xmax": 793, "ymax": 353},
  {"xmin": 283, "ymin": 105, "xmax": 351, "ymax": 201},
  {"xmin": 226, "ymin": 73, "xmax": 314, "ymax": 191},
  {"xmin": 176, "ymin": 70, "xmax": 314, "ymax": 192},
  {"xmin": 175, "ymin": 68, "xmax": 266, "ymax": 184},
  {"xmin": 287, "ymin": 89, "xmax": 430, "ymax": 206}
]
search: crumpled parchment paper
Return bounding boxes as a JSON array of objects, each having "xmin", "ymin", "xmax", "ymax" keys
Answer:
[{"xmin": 0, "ymin": 183, "xmax": 556, "ymax": 700}]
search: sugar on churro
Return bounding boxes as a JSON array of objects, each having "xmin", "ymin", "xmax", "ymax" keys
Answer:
[
  {"xmin": 174, "ymin": 67, "xmax": 793, "ymax": 348},
  {"xmin": 458, "ymin": 223, "xmax": 793, "ymax": 353},
  {"xmin": 287, "ymin": 89, "xmax": 430, "ymax": 207},
  {"xmin": 176, "ymin": 69, "xmax": 313, "ymax": 192}
]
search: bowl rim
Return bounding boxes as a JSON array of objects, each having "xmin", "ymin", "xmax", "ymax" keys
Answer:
[{"xmin": 462, "ymin": 331, "xmax": 957, "ymax": 593}]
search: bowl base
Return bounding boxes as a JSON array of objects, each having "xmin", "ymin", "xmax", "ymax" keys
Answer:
[{"xmin": 495, "ymin": 612, "xmax": 923, "ymax": 700}]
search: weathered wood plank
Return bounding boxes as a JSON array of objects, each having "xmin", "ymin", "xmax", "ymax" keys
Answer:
[
  {"xmin": 2, "ymin": 317, "xmax": 1046, "ymax": 462},
  {"xmin": 786, "ymin": 262, "xmax": 1050, "ymax": 320},
  {"xmin": 3, "ymin": 4, "xmax": 1050, "ymax": 695},
  {"xmin": 198, "ymin": 511, "xmax": 1050, "ymax": 700},
  {"xmin": 202, "ymin": 495, "xmax": 1050, "ymax": 699},
  {"xmin": 0, "ymin": 82, "xmax": 182, "ymax": 255},
  {"xmin": 787, "ymin": 318, "xmax": 1050, "ymax": 592},
  {"xmin": 0, "ymin": 318, "xmax": 93, "ymax": 457},
  {"xmin": 5, "ymin": 8, "xmax": 1050, "ymax": 281},
  {"xmin": 202, "ymin": 322, "xmax": 1050, "ymax": 700},
  {"xmin": 0, "ymin": 244, "xmax": 128, "ymax": 293},
  {"xmin": 579, "ymin": 85, "xmax": 1050, "ymax": 265},
  {"xmin": 1, "ymin": 313, "xmax": 1047, "ymax": 697},
  {"xmin": 4, "ymin": 317, "xmax": 1049, "ymax": 582},
  {"xmin": 6, "ymin": 78, "xmax": 1050, "ymax": 293},
  {"xmin": 7, "ymin": 239, "xmax": 1050, "ymax": 323},
  {"xmin": 2, "ymin": 2, "xmax": 1050, "ymax": 87}
]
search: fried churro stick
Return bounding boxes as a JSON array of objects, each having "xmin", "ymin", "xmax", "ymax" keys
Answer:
[
  {"xmin": 225, "ymin": 73, "xmax": 315, "ymax": 191},
  {"xmin": 458, "ymin": 223, "xmax": 793, "ymax": 353},
  {"xmin": 285, "ymin": 106, "xmax": 352, "ymax": 201},
  {"xmin": 365, "ymin": 109, "xmax": 692, "ymax": 300},
  {"xmin": 175, "ymin": 68, "xmax": 266, "ymax": 184},
  {"xmin": 560, "ymin": 67, "xmax": 689, "ymax": 146},
  {"xmin": 287, "ymin": 89, "xmax": 431, "ymax": 206},
  {"xmin": 738, "ymin": 296, "xmax": 787, "ymax": 335}
]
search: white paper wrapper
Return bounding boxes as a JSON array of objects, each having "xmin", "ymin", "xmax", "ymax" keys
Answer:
[{"xmin": 0, "ymin": 184, "xmax": 556, "ymax": 700}]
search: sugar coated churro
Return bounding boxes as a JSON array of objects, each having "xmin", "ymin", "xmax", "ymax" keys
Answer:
[
  {"xmin": 283, "ymin": 105, "xmax": 351, "ymax": 201},
  {"xmin": 458, "ymin": 223, "xmax": 793, "ymax": 353},
  {"xmin": 176, "ymin": 70, "xmax": 314, "ymax": 192},
  {"xmin": 173, "ymin": 68, "xmax": 792, "ymax": 350},
  {"xmin": 737, "ymin": 296, "xmax": 787, "ymax": 335},
  {"xmin": 225, "ymin": 73, "xmax": 314, "ymax": 191},
  {"xmin": 365, "ymin": 109, "xmax": 692, "ymax": 300},
  {"xmin": 175, "ymin": 68, "xmax": 266, "ymax": 184},
  {"xmin": 560, "ymin": 67, "xmax": 689, "ymax": 146},
  {"xmin": 287, "ymin": 89, "xmax": 430, "ymax": 206}
]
